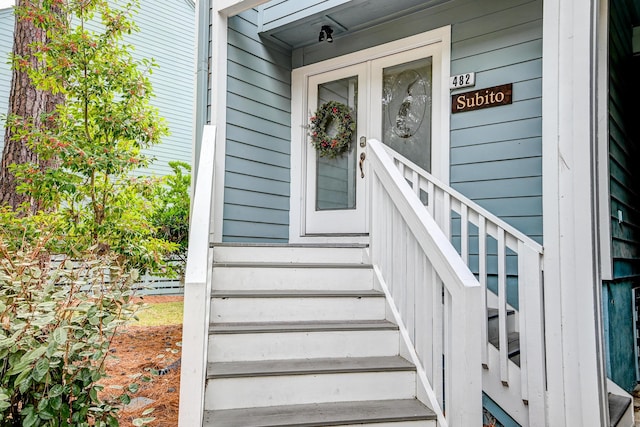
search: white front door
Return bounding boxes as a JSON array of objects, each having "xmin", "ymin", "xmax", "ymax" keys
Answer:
[
  {"xmin": 304, "ymin": 63, "xmax": 369, "ymax": 235},
  {"xmin": 290, "ymin": 28, "xmax": 450, "ymax": 241}
]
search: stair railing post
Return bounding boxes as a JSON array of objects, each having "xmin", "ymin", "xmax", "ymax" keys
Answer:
[
  {"xmin": 178, "ymin": 125, "xmax": 216, "ymax": 427},
  {"xmin": 518, "ymin": 242, "xmax": 546, "ymax": 425},
  {"xmin": 448, "ymin": 282, "xmax": 483, "ymax": 426}
]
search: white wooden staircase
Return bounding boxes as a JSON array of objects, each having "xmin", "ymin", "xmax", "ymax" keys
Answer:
[
  {"xmin": 180, "ymin": 130, "xmax": 632, "ymax": 426},
  {"xmin": 203, "ymin": 244, "xmax": 436, "ymax": 426}
]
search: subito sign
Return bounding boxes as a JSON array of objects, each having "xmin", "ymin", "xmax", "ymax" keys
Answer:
[{"xmin": 451, "ymin": 83, "xmax": 512, "ymax": 114}]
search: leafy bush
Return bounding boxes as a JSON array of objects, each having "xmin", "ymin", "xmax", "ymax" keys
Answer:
[
  {"xmin": 7, "ymin": 0, "xmax": 175, "ymax": 275},
  {"xmin": 0, "ymin": 0, "xmax": 177, "ymax": 424},
  {"xmin": 0, "ymin": 212, "xmax": 142, "ymax": 426},
  {"xmin": 152, "ymin": 161, "xmax": 191, "ymax": 269}
]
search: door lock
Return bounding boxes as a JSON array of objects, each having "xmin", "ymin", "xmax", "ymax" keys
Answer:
[{"xmin": 359, "ymin": 136, "xmax": 367, "ymax": 147}]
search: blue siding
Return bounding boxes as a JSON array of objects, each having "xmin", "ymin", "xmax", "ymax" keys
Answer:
[
  {"xmin": 293, "ymin": 0, "xmax": 543, "ymax": 243},
  {"xmin": 125, "ymin": 0, "xmax": 195, "ymax": 177},
  {"xmin": 221, "ymin": 0, "xmax": 543, "ymax": 243},
  {"xmin": 449, "ymin": 3, "xmax": 542, "ymax": 244},
  {"xmin": 0, "ymin": 1, "xmax": 194, "ymax": 177},
  {"xmin": 223, "ymin": 10, "xmax": 292, "ymax": 242},
  {"xmin": 0, "ymin": 8, "xmax": 13, "ymax": 153}
]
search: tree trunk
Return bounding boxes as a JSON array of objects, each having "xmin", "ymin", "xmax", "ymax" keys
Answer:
[{"xmin": 0, "ymin": 1, "xmax": 63, "ymax": 212}]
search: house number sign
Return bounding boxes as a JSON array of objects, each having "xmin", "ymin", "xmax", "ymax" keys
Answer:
[
  {"xmin": 451, "ymin": 83, "xmax": 513, "ymax": 114},
  {"xmin": 449, "ymin": 72, "xmax": 475, "ymax": 89}
]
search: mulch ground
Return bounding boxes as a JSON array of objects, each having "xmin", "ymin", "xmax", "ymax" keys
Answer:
[{"xmin": 101, "ymin": 295, "xmax": 183, "ymax": 427}]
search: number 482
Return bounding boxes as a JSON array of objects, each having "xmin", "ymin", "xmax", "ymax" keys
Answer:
[{"xmin": 452, "ymin": 73, "xmax": 472, "ymax": 87}]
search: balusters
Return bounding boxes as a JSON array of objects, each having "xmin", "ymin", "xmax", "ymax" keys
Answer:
[
  {"xmin": 479, "ymin": 217, "xmax": 489, "ymax": 369},
  {"xmin": 497, "ymin": 227, "xmax": 509, "ymax": 386},
  {"xmin": 426, "ymin": 181, "xmax": 435, "ymax": 216},
  {"xmin": 460, "ymin": 204, "xmax": 469, "ymax": 264}
]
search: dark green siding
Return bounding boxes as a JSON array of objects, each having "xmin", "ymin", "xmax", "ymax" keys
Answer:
[
  {"xmin": 604, "ymin": 0, "xmax": 640, "ymax": 393},
  {"xmin": 223, "ymin": 10, "xmax": 292, "ymax": 242},
  {"xmin": 603, "ymin": 282, "xmax": 637, "ymax": 392}
]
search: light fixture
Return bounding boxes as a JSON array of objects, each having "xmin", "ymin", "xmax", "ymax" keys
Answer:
[{"xmin": 319, "ymin": 25, "xmax": 334, "ymax": 43}]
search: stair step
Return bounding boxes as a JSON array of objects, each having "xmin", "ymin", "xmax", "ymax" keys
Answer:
[
  {"xmin": 211, "ymin": 264, "xmax": 374, "ymax": 291},
  {"xmin": 211, "ymin": 289, "xmax": 383, "ymax": 298},
  {"xmin": 208, "ymin": 356, "xmax": 415, "ymax": 379},
  {"xmin": 213, "ymin": 243, "xmax": 368, "ymax": 265},
  {"xmin": 487, "ymin": 308, "xmax": 516, "ymax": 319},
  {"xmin": 205, "ymin": 357, "xmax": 417, "ymax": 410},
  {"xmin": 209, "ymin": 320, "xmax": 401, "ymax": 362},
  {"xmin": 210, "ymin": 290, "xmax": 386, "ymax": 323},
  {"xmin": 203, "ymin": 399, "xmax": 436, "ymax": 427},
  {"xmin": 608, "ymin": 392, "xmax": 632, "ymax": 427},
  {"xmin": 488, "ymin": 331, "xmax": 521, "ymax": 366},
  {"xmin": 210, "ymin": 319, "xmax": 399, "ymax": 334}
]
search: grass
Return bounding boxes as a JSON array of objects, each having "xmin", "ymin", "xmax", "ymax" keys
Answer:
[{"xmin": 133, "ymin": 301, "xmax": 184, "ymax": 326}]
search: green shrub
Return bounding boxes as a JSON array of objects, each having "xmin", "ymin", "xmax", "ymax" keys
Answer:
[
  {"xmin": 7, "ymin": 0, "xmax": 175, "ymax": 275},
  {"xmin": 152, "ymin": 161, "xmax": 191, "ymax": 274},
  {"xmin": 0, "ymin": 213, "xmax": 142, "ymax": 426},
  {"xmin": 0, "ymin": 0, "xmax": 175, "ymax": 424}
]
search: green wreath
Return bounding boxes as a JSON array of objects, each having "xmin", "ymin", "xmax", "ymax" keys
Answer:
[{"xmin": 309, "ymin": 101, "xmax": 356, "ymax": 158}]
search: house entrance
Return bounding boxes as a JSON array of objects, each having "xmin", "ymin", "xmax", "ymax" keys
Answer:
[{"xmin": 290, "ymin": 28, "xmax": 450, "ymax": 241}]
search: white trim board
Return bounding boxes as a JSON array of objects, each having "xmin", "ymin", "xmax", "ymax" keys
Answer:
[{"xmin": 541, "ymin": 0, "xmax": 608, "ymax": 425}]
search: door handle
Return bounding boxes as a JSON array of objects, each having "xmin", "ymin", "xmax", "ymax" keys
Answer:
[{"xmin": 359, "ymin": 152, "xmax": 366, "ymax": 178}]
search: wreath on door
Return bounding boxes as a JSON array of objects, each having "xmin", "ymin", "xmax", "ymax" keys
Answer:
[{"xmin": 309, "ymin": 101, "xmax": 356, "ymax": 158}]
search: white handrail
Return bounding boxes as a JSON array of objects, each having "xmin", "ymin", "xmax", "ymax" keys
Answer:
[
  {"xmin": 178, "ymin": 125, "xmax": 216, "ymax": 427},
  {"xmin": 368, "ymin": 139, "xmax": 482, "ymax": 427},
  {"xmin": 387, "ymin": 146, "xmax": 543, "ymax": 255},
  {"xmin": 382, "ymin": 143, "xmax": 546, "ymax": 427}
]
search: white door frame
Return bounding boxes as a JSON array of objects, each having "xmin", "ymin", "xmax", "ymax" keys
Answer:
[{"xmin": 289, "ymin": 26, "xmax": 451, "ymax": 243}]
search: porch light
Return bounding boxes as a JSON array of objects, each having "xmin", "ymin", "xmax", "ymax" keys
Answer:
[{"xmin": 319, "ymin": 25, "xmax": 333, "ymax": 43}]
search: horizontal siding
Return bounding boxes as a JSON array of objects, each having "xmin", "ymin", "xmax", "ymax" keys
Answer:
[
  {"xmin": 608, "ymin": 0, "xmax": 640, "ymax": 279},
  {"xmin": 449, "ymin": 1, "xmax": 543, "ymax": 242},
  {"xmin": 0, "ymin": 2, "xmax": 194, "ymax": 177},
  {"xmin": 0, "ymin": 8, "xmax": 13, "ymax": 154},
  {"xmin": 126, "ymin": 0, "xmax": 195, "ymax": 177},
  {"xmin": 602, "ymin": 0, "xmax": 640, "ymax": 394},
  {"xmin": 294, "ymin": 0, "xmax": 543, "ymax": 242},
  {"xmin": 295, "ymin": 0, "xmax": 539, "ymax": 66},
  {"xmin": 224, "ymin": 10, "xmax": 292, "ymax": 242}
]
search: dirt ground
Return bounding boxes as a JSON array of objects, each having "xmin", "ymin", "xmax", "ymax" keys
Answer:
[{"xmin": 101, "ymin": 295, "xmax": 183, "ymax": 427}]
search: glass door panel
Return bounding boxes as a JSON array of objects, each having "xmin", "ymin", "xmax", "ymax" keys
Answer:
[
  {"xmin": 382, "ymin": 57, "xmax": 432, "ymax": 172},
  {"xmin": 316, "ymin": 76, "xmax": 358, "ymax": 211}
]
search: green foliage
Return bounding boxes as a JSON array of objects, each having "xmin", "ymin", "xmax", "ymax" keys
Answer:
[
  {"xmin": 0, "ymin": 0, "xmax": 180, "ymax": 425},
  {"xmin": 152, "ymin": 161, "xmax": 191, "ymax": 262},
  {"xmin": 6, "ymin": 0, "xmax": 175, "ymax": 274},
  {"xmin": 0, "ymin": 218, "xmax": 143, "ymax": 426}
]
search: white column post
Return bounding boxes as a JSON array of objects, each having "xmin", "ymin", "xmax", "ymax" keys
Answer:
[
  {"xmin": 210, "ymin": 1, "xmax": 228, "ymax": 242},
  {"xmin": 542, "ymin": 0, "xmax": 608, "ymax": 426},
  {"xmin": 209, "ymin": 0, "xmax": 271, "ymax": 242}
]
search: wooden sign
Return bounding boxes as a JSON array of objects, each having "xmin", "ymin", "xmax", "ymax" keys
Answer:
[{"xmin": 451, "ymin": 83, "xmax": 512, "ymax": 114}]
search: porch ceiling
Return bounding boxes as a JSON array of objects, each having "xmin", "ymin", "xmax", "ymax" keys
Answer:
[{"xmin": 259, "ymin": 0, "xmax": 451, "ymax": 49}]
